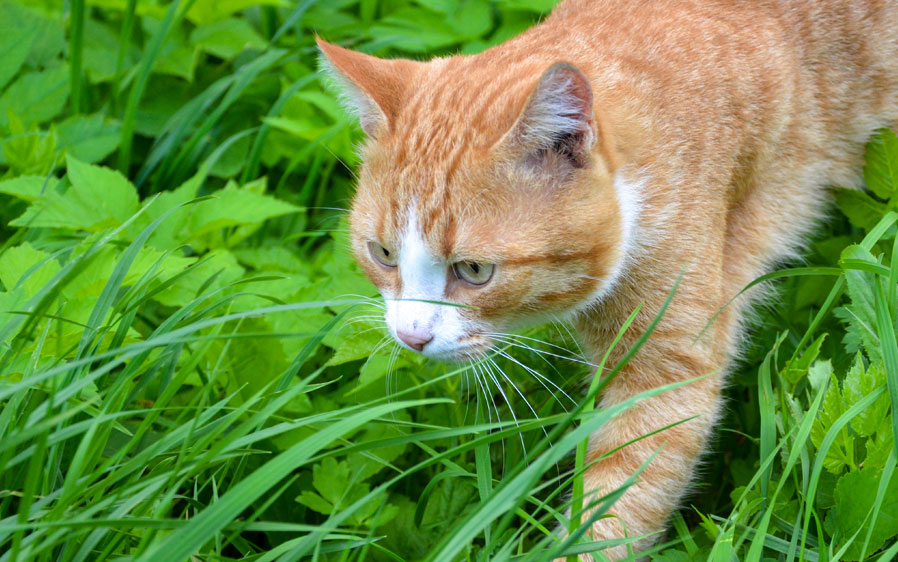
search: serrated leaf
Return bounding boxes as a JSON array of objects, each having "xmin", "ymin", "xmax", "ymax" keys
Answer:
[
  {"xmin": 863, "ymin": 128, "xmax": 898, "ymax": 200},
  {"xmin": 296, "ymin": 490, "xmax": 334, "ymax": 515},
  {"xmin": 811, "ymin": 374, "xmax": 854, "ymax": 474},
  {"xmin": 844, "ymin": 356, "xmax": 891, "ymax": 438},
  {"xmin": 188, "ymin": 183, "xmax": 301, "ymax": 238},
  {"xmin": 313, "ymin": 457, "xmax": 350, "ymax": 505},
  {"xmin": 865, "ymin": 419, "xmax": 894, "ymax": 470},
  {"xmin": 14, "ymin": 155, "xmax": 141, "ymax": 230},
  {"xmin": 840, "ymin": 245, "xmax": 882, "ymax": 363},
  {"xmin": 825, "ymin": 467, "xmax": 898, "ymax": 560}
]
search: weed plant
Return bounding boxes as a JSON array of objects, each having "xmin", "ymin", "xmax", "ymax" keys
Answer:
[{"xmin": 0, "ymin": 1, "xmax": 897, "ymax": 560}]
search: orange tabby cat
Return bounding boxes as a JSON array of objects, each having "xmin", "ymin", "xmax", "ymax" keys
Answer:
[{"xmin": 318, "ymin": 0, "xmax": 898, "ymax": 558}]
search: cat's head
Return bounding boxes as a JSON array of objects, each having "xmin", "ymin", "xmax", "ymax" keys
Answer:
[{"xmin": 318, "ymin": 39, "xmax": 632, "ymax": 361}]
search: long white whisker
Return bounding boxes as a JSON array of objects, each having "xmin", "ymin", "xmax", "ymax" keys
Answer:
[
  {"xmin": 490, "ymin": 335, "xmax": 603, "ymax": 371},
  {"xmin": 550, "ymin": 314, "xmax": 585, "ymax": 356},
  {"xmin": 491, "ymin": 347, "xmax": 575, "ymax": 409},
  {"xmin": 482, "ymin": 356, "xmax": 524, "ymax": 458}
]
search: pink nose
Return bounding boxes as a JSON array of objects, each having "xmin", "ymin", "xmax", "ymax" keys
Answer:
[{"xmin": 397, "ymin": 331, "xmax": 433, "ymax": 352}]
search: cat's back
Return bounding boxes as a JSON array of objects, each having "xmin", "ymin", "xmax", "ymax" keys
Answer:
[{"xmin": 530, "ymin": 0, "xmax": 898, "ymax": 178}]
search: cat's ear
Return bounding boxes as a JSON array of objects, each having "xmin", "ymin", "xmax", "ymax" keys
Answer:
[
  {"xmin": 317, "ymin": 38, "xmax": 421, "ymax": 138},
  {"xmin": 500, "ymin": 62, "xmax": 597, "ymax": 169}
]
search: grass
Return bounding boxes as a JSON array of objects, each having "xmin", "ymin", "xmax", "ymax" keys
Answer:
[{"xmin": 1, "ymin": 0, "xmax": 897, "ymax": 560}]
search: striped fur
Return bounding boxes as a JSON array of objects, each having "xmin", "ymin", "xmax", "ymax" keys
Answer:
[{"xmin": 319, "ymin": 0, "xmax": 898, "ymax": 558}]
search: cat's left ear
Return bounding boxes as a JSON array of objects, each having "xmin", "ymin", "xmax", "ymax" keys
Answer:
[
  {"xmin": 317, "ymin": 38, "xmax": 422, "ymax": 138},
  {"xmin": 499, "ymin": 62, "xmax": 598, "ymax": 169}
]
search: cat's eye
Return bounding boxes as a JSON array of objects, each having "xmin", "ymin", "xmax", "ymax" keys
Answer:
[
  {"xmin": 368, "ymin": 241, "xmax": 398, "ymax": 267},
  {"xmin": 453, "ymin": 261, "xmax": 495, "ymax": 286}
]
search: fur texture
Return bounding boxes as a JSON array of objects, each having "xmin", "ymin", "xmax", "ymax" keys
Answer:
[{"xmin": 318, "ymin": 0, "xmax": 898, "ymax": 558}]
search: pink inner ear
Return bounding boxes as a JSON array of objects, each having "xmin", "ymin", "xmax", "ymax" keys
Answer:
[{"xmin": 510, "ymin": 63, "xmax": 597, "ymax": 168}]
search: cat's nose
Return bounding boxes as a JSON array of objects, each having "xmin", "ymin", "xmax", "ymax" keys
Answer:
[{"xmin": 397, "ymin": 330, "xmax": 433, "ymax": 352}]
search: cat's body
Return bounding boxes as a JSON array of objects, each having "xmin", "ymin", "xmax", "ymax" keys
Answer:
[{"xmin": 318, "ymin": 0, "xmax": 898, "ymax": 558}]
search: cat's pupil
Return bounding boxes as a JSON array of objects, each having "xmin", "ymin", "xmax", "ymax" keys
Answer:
[
  {"xmin": 383, "ymin": 248, "xmax": 390, "ymax": 256},
  {"xmin": 470, "ymin": 263, "xmax": 479, "ymax": 274}
]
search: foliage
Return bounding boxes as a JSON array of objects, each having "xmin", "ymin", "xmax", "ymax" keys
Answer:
[{"xmin": 0, "ymin": 1, "xmax": 896, "ymax": 561}]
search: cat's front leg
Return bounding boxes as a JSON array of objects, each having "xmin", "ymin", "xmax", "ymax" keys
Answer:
[{"xmin": 561, "ymin": 338, "xmax": 724, "ymax": 561}]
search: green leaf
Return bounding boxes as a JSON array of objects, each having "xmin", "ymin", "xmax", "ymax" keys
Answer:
[
  {"xmin": 56, "ymin": 114, "xmax": 122, "ymax": 164},
  {"xmin": 825, "ymin": 467, "xmax": 898, "ymax": 560},
  {"xmin": 808, "ymin": 358, "xmax": 833, "ymax": 392},
  {"xmin": 0, "ymin": 288, "xmax": 28, "ymax": 349},
  {"xmin": 834, "ymin": 188, "xmax": 889, "ymax": 232},
  {"xmin": 782, "ymin": 333, "xmax": 826, "ymax": 384},
  {"xmin": 0, "ymin": 242, "xmax": 60, "ymax": 297},
  {"xmin": 190, "ymin": 17, "xmax": 267, "ymax": 59},
  {"xmin": 81, "ymin": 17, "xmax": 135, "ymax": 84},
  {"xmin": 866, "ymin": 419, "xmax": 894, "ymax": 470},
  {"xmin": 449, "ymin": 0, "xmax": 492, "ymax": 38},
  {"xmin": 0, "ymin": 64, "xmax": 70, "ymax": 128},
  {"xmin": 863, "ymin": 128, "xmax": 898, "ymax": 200},
  {"xmin": 11, "ymin": 155, "xmax": 138, "ymax": 230},
  {"xmin": 188, "ymin": 182, "xmax": 301, "ymax": 238},
  {"xmin": 152, "ymin": 248, "xmax": 244, "ymax": 307},
  {"xmin": 185, "ymin": 0, "xmax": 288, "ymax": 25},
  {"xmin": 1, "ymin": 112, "xmax": 57, "ymax": 175},
  {"xmin": 67, "ymin": 154, "xmax": 138, "ymax": 220},
  {"xmin": 843, "ymin": 355, "xmax": 890, "ymax": 438},
  {"xmin": 810, "ymin": 374, "xmax": 854, "ymax": 474},
  {"xmin": 0, "ymin": 2, "xmax": 39, "ymax": 89},
  {"xmin": 0, "ymin": 175, "xmax": 57, "ymax": 203},
  {"xmin": 142, "ymin": 16, "xmax": 199, "ymax": 82},
  {"xmin": 368, "ymin": 8, "xmax": 461, "ymax": 52},
  {"xmin": 838, "ymin": 245, "xmax": 882, "ymax": 363},
  {"xmin": 296, "ymin": 490, "xmax": 334, "ymax": 515}
]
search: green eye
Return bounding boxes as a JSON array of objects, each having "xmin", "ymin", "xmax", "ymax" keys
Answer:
[
  {"xmin": 453, "ymin": 261, "xmax": 495, "ymax": 285},
  {"xmin": 368, "ymin": 241, "xmax": 397, "ymax": 267}
]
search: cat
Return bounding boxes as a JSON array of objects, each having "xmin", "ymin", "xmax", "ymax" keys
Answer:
[{"xmin": 317, "ymin": 0, "xmax": 898, "ymax": 558}]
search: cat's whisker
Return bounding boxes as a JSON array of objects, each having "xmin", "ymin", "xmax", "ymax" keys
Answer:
[
  {"xmin": 305, "ymin": 206, "xmax": 351, "ymax": 214},
  {"xmin": 484, "ymin": 331, "xmax": 591, "ymax": 364},
  {"xmin": 474, "ymin": 360, "xmax": 507, "ymax": 466},
  {"xmin": 321, "ymin": 144, "xmax": 360, "ymax": 183},
  {"xmin": 485, "ymin": 355, "xmax": 546, "ymax": 454},
  {"xmin": 460, "ymin": 354, "xmax": 476, "ymax": 425},
  {"xmin": 481, "ymin": 355, "xmax": 526, "ymax": 456},
  {"xmin": 490, "ymin": 347, "xmax": 575, "ymax": 409},
  {"xmin": 490, "ymin": 334, "xmax": 604, "ymax": 372},
  {"xmin": 384, "ymin": 343, "xmax": 401, "ymax": 400},
  {"xmin": 484, "ymin": 353, "xmax": 562, "ymax": 474},
  {"xmin": 549, "ymin": 314, "xmax": 585, "ymax": 356}
]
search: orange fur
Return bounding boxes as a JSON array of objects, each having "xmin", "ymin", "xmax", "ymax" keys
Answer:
[{"xmin": 318, "ymin": 1, "xmax": 898, "ymax": 558}]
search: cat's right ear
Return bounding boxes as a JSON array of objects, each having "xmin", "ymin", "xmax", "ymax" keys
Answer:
[
  {"xmin": 317, "ymin": 38, "xmax": 421, "ymax": 138},
  {"xmin": 497, "ymin": 62, "xmax": 602, "ymax": 171}
]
